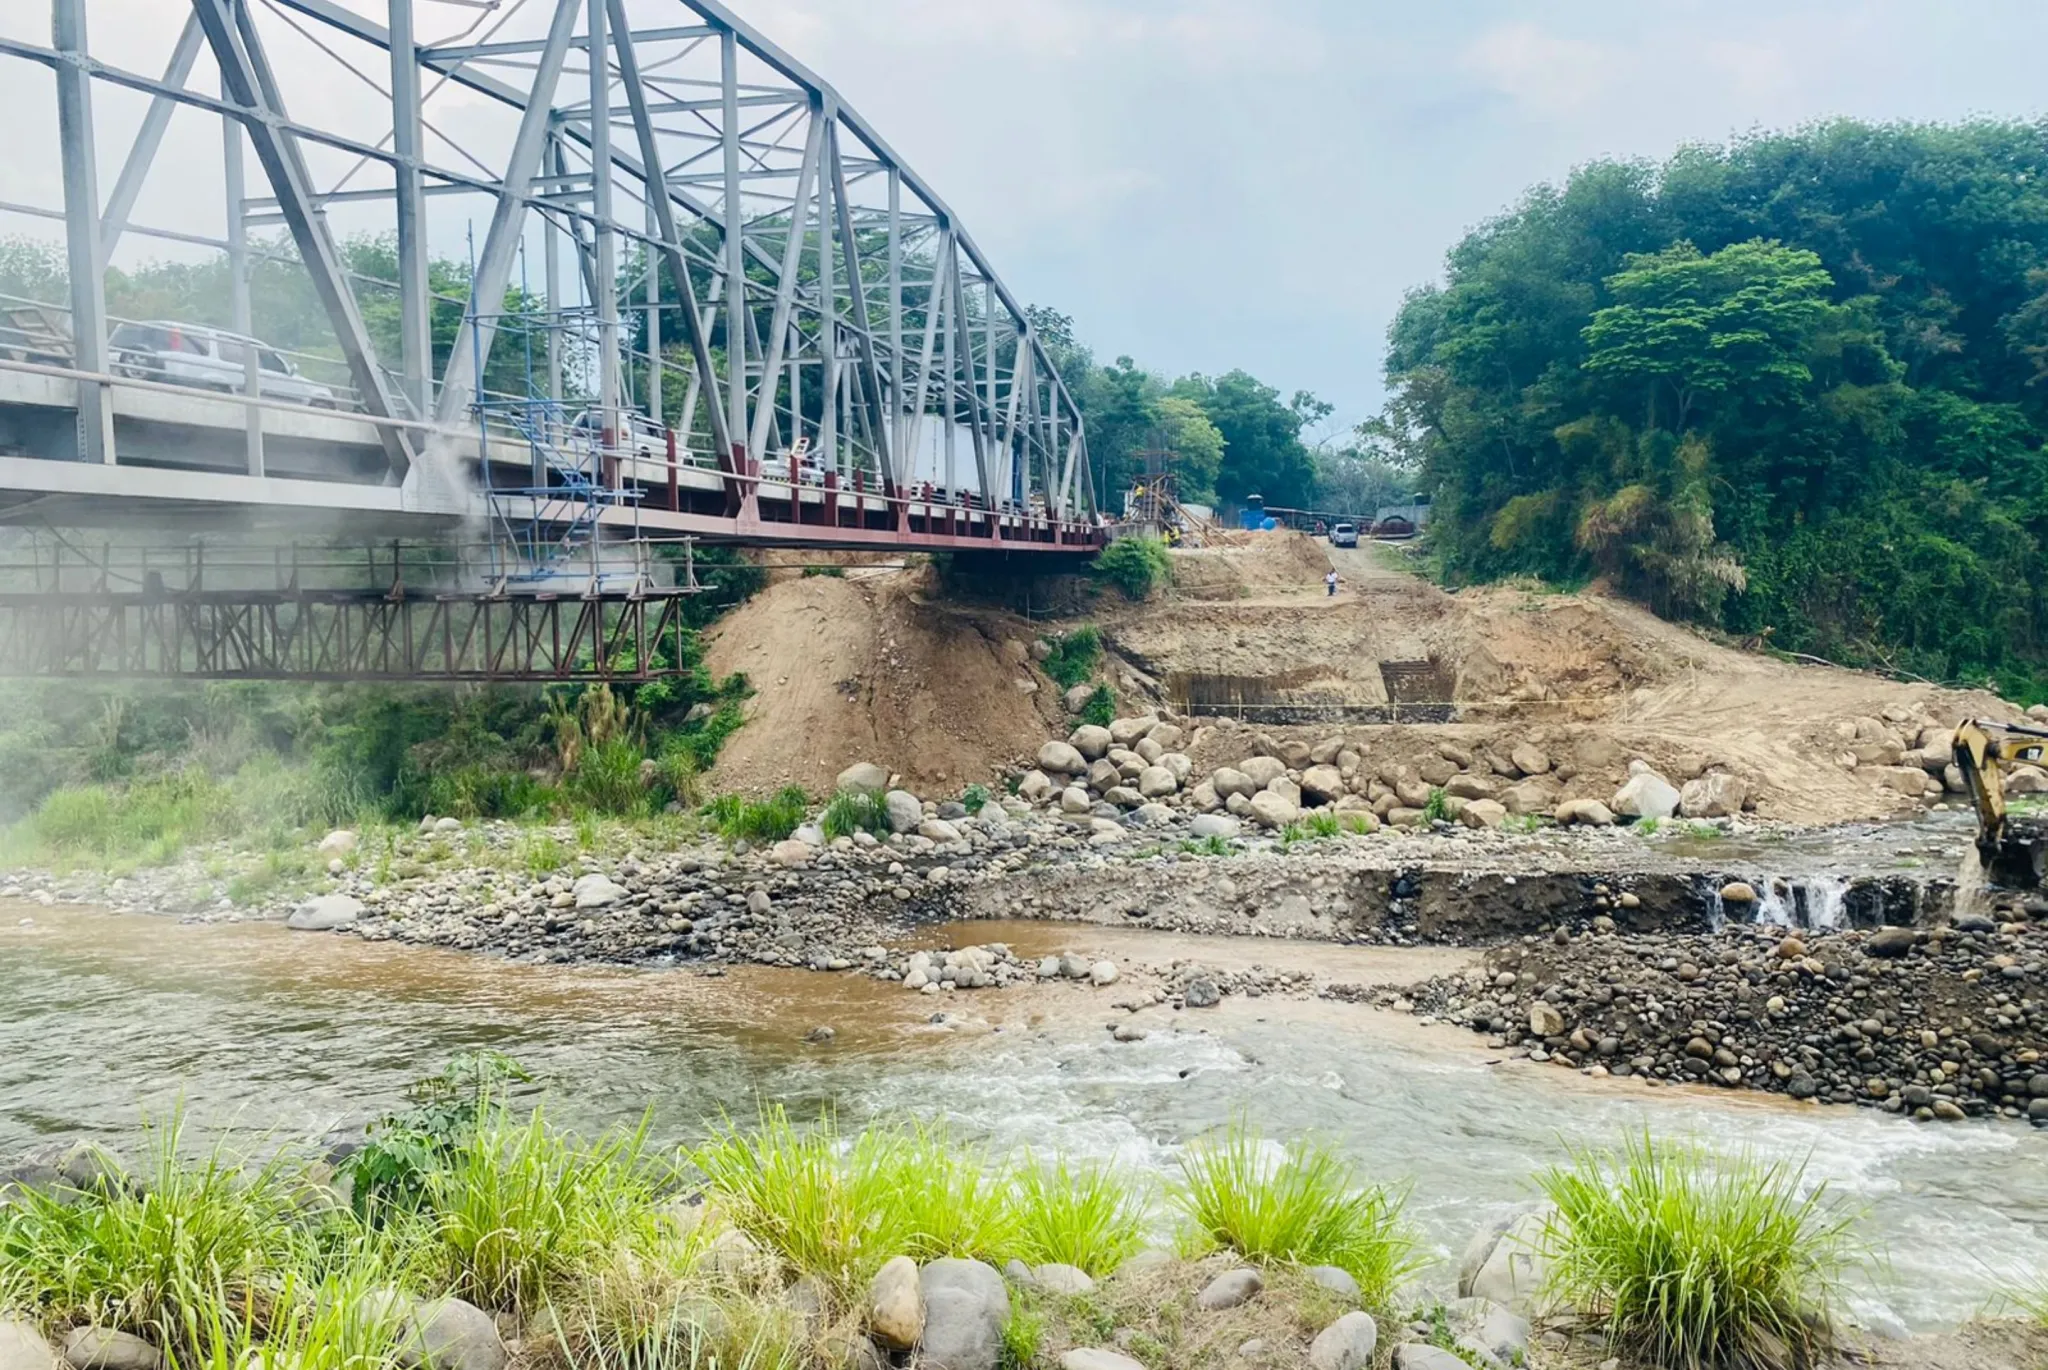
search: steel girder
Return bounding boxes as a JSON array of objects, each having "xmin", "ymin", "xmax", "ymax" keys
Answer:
[{"xmin": 2, "ymin": 0, "xmax": 1092, "ymax": 520}]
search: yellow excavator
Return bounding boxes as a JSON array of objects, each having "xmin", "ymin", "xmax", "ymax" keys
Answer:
[{"xmin": 1953, "ymin": 719, "xmax": 2048, "ymax": 889}]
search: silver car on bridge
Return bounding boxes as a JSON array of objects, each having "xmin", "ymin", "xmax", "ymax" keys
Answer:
[{"xmin": 108, "ymin": 322, "xmax": 338, "ymax": 408}]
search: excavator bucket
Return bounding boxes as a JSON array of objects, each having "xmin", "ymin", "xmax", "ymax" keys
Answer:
[{"xmin": 1983, "ymin": 817, "xmax": 2048, "ymax": 890}]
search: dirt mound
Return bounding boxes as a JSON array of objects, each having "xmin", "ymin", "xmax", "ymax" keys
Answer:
[
  {"xmin": 702, "ymin": 573, "xmax": 1057, "ymax": 796},
  {"xmin": 1168, "ymin": 530, "xmax": 1331, "ymax": 601}
]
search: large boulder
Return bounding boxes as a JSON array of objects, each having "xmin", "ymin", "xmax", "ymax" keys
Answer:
[
  {"xmin": 1061, "ymin": 684, "xmax": 1095, "ymax": 715},
  {"xmin": 1085, "ymin": 759, "xmax": 1121, "ymax": 793},
  {"xmin": 1137, "ymin": 766, "xmax": 1179, "ymax": 799},
  {"xmin": 1210, "ymin": 767, "xmax": 1258, "ymax": 799},
  {"xmin": 287, "ymin": 893, "xmax": 363, "ymax": 931},
  {"xmin": 59, "ymin": 1330, "xmax": 160, "ymax": 1370},
  {"xmin": 315, "ymin": 829, "xmax": 358, "ymax": 858},
  {"xmin": 1459, "ymin": 1212, "xmax": 1552, "ymax": 1316},
  {"xmin": 1017, "ymin": 770, "xmax": 1055, "ymax": 804},
  {"xmin": 1059, "ymin": 787, "xmax": 1092, "ymax": 815},
  {"xmin": 1460, "ymin": 799, "xmax": 1507, "ymax": 830},
  {"xmin": 1159, "ymin": 753, "xmax": 1195, "ymax": 784},
  {"xmin": 1444, "ymin": 773, "xmax": 1497, "ymax": 801},
  {"xmin": 918, "ymin": 1259, "xmax": 1010, "ymax": 1370},
  {"xmin": 1391, "ymin": 1348, "xmax": 1466, "ymax": 1370},
  {"xmin": 0, "ymin": 1323, "xmax": 55, "ymax": 1370},
  {"xmin": 1037, "ymin": 741, "xmax": 1086, "ymax": 776},
  {"xmin": 836, "ymin": 762, "xmax": 890, "ymax": 796},
  {"xmin": 1553, "ymin": 799, "xmax": 1614, "ymax": 827},
  {"xmin": 868, "ymin": 1255, "xmax": 924, "ymax": 1351},
  {"xmin": 771, "ymin": 839, "xmax": 814, "ymax": 868},
  {"xmin": 1069, "ymin": 725, "xmax": 1113, "ymax": 761},
  {"xmin": 1108, "ymin": 716, "xmax": 1158, "ymax": 746},
  {"xmin": 1307, "ymin": 1313, "xmax": 1378, "ymax": 1370},
  {"xmin": 1499, "ymin": 777, "xmax": 1560, "ymax": 817},
  {"xmin": 1509, "ymin": 742, "xmax": 1552, "ymax": 776},
  {"xmin": 1195, "ymin": 1268, "xmax": 1263, "ymax": 1311},
  {"xmin": 1059, "ymin": 1353, "xmax": 1143, "ymax": 1370},
  {"xmin": 571, "ymin": 874, "xmax": 628, "ymax": 910},
  {"xmin": 1300, "ymin": 765, "xmax": 1346, "ymax": 805},
  {"xmin": 396, "ymin": 1297, "xmax": 506, "ymax": 1370},
  {"xmin": 1612, "ymin": 766, "xmax": 1680, "ymax": 821},
  {"xmin": 1249, "ymin": 790, "xmax": 1301, "ymax": 830},
  {"xmin": 1238, "ymin": 756, "xmax": 1288, "ymax": 789},
  {"xmin": 1678, "ymin": 772, "xmax": 1746, "ymax": 818},
  {"xmin": 884, "ymin": 790, "xmax": 925, "ymax": 834},
  {"xmin": 1190, "ymin": 813, "xmax": 1240, "ymax": 840}
]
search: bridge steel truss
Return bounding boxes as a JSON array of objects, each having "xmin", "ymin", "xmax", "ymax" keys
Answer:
[
  {"xmin": 0, "ymin": 588, "xmax": 700, "ymax": 681},
  {"xmin": 0, "ymin": 0, "xmax": 1098, "ymax": 541}
]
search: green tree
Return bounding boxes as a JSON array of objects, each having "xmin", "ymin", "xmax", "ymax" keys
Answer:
[{"xmin": 1172, "ymin": 369, "xmax": 1320, "ymax": 508}]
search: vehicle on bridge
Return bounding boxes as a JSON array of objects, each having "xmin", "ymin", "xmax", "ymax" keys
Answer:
[{"xmin": 108, "ymin": 322, "xmax": 338, "ymax": 409}]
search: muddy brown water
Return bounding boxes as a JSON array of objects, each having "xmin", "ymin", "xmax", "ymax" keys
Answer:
[{"xmin": 2, "ymin": 898, "xmax": 2045, "ymax": 1333}]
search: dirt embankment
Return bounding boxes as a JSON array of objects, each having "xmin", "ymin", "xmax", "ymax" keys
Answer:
[
  {"xmin": 702, "ymin": 532, "xmax": 2022, "ymax": 825},
  {"xmin": 701, "ymin": 572, "xmax": 1059, "ymax": 795}
]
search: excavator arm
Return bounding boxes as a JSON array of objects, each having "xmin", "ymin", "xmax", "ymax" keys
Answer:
[{"xmin": 1954, "ymin": 719, "xmax": 2048, "ymax": 889}]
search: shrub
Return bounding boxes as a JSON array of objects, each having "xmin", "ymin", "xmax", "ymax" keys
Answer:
[
  {"xmin": 570, "ymin": 739, "xmax": 652, "ymax": 817},
  {"xmin": 705, "ymin": 787, "xmax": 808, "ymax": 843},
  {"xmin": 801, "ymin": 565, "xmax": 845, "ymax": 578},
  {"xmin": 960, "ymin": 783, "xmax": 991, "ymax": 815},
  {"xmin": 1041, "ymin": 627, "xmax": 1103, "ymax": 691},
  {"xmin": 1173, "ymin": 1121, "xmax": 1417, "ymax": 1308},
  {"xmin": 1006, "ymin": 1155, "xmax": 1150, "ymax": 1276},
  {"xmin": 341, "ymin": 1051, "xmax": 532, "ymax": 1219},
  {"xmin": 1092, "ymin": 536, "xmax": 1173, "ymax": 601},
  {"xmin": 820, "ymin": 790, "xmax": 889, "ymax": 841},
  {"xmin": 1422, "ymin": 787, "xmax": 1449, "ymax": 823},
  {"xmin": 1537, "ymin": 1133, "xmax": 1858, "ymax": 1370},
  {"xmin": 1303, "ymin": 813, "xmax": 1342, "ymax": 838},
  {"xmin": 1080, "ymin": 685, "xmax": 1115, "ymax": 728}
]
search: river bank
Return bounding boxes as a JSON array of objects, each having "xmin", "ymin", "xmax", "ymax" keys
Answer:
[
  {"xmin": 8, "ymin": 901, "xmax": 2048, "ymax": 1341},
  {"xmin": 9, "ymin": 779, "xmax": 2042, "ymax": 1125}
]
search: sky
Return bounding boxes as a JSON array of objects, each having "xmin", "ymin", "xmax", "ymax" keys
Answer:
[{"xmin": 6, "ymin": 1, "xmax": 2048, "ymax": 428}]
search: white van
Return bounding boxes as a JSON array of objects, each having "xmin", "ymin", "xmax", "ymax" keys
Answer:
[
  {"xmin": 108, "ymin": 322, "xmax": 338, "ymax": 408},
  {"xmin": 1330, "ymin": 521, "xmax": 1359, "ymax": 548}
]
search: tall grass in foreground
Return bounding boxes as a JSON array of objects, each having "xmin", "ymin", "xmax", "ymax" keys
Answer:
[
  {"xmin": 701, "ymin": 788, "xmax": 807, "ymax": 844},
  {"xmin": 1007, "ymin": 1155, "xmax": 1150, "ymax": 1276},
  {"xmin": 427, "ymin": 1110, "xmax": 673, "ymax": 1315},
  {"xmin": 1173, "ymin": 1120, "xmax": 1417, "ymax": 1307},
  {"xmin": 1537, "ymin": 1132, "xmax": 1859, "ymax": 1370},
  {"xmin": 0, "ymin": 1120, "xmax": 310, "ymax": 1357},
  {"xmin": 690, "ymin": 1111, "xmax": 1021, "ymax": 1295}
]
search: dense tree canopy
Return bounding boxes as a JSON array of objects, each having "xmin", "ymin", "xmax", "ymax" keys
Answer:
[{"xmin": 1387, "ymin": 119, "xmax": 2048, "ymax": 697}]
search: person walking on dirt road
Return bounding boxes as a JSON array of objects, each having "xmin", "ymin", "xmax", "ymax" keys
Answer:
[{"xmin": 1325, "ymin": 569, "xmax": 1338, "ymax": 597}]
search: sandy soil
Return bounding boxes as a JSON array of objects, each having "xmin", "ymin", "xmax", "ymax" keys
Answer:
[
  {"xmin": 698, "ymin": 531, "xmax": 2020, "ymax": 825},
  {"xmin": 701, "ymin": 572, "xmax": 1059, "ymax": 795}
]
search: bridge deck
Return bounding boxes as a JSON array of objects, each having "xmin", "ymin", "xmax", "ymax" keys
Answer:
[{"xmin": 0, "ymin": 366, "xmax": 1104, "ymax": 556}]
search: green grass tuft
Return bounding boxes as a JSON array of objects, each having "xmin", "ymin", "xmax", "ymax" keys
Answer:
[
  {"xmin": 819, "ymin": 790, "xmax": 888, "ymax": 841},
  {"xmin": 961, "ymin": 782, "xmax": 992, "ymax": 815},
  {"xmin": 426, "ymin": 1108, "xmax": 672, "ymax": 1315},
  {"xmin": 1005, "ymin": 1154, "xmax": 1150, "ymax": 1277},
  {"xmin": 1173, "ymin": 1120, "xmax": 1417, "ymax": 1308},
  {"xmin": 704, "ymin": 787, "xmax": 808, "ymax": 844},
  {"xmin": 1303, "ymin": 813, "xmax": 1342, "ymax": 839},
  {"xmin": 1079, "ymin": 685, "xmax": 1116, "ymax": 729},
  {"xmin": 1537, "ymin": 1132, "xmax": 1859, "ymax": 1370}
]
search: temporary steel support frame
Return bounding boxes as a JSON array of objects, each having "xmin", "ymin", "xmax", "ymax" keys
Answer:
[{"xmin": 0, "ymin": 589, "xmax": 702, "ymax": 682}]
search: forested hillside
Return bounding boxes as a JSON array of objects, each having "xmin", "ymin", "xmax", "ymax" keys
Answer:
[{"xmin": 1387, "ymin": 120, "xmax": 2048, "ymax": 698}]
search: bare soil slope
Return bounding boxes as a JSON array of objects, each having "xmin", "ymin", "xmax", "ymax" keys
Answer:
[
  {"xmin": 701, "ymin": 572, "xmax": 1057, "ymax": 795},
  {"xmin": 702, "ymin": 532, "xmax": 2020, "ymax": 824}
]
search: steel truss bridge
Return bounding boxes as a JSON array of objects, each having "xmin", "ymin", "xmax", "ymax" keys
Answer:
[{"xmin": 0, "ymin": 0, "xmax": 1101, "ymax": 676}]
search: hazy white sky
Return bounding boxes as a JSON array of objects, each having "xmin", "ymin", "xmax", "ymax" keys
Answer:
[{"xmin": 5, "ymin": 1, "xmax": 2048, "ymax": 425}]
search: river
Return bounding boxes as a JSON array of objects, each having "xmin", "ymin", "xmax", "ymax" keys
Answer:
[{"xmin": 2, "ymin": 899, "xmax": 2043, "ymax": 1333}]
